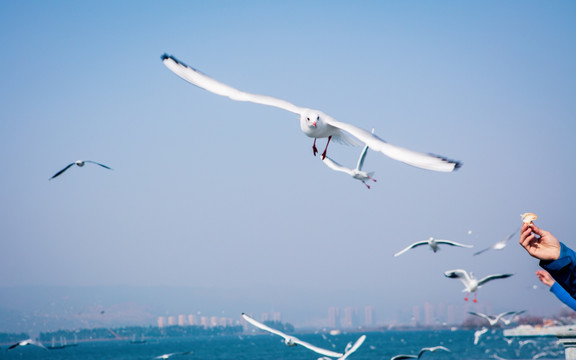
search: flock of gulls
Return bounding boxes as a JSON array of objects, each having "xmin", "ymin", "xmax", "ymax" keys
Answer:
[{"xmin": 34, "ymin": 54, "xmax": 542, "ymax": 359}]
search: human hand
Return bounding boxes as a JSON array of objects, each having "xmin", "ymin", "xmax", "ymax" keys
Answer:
[
  {"xmin": 519, "ymin": 223, "xmax": 561, "ymax": 261},
  {"xmin": 536, "ymin": 270, "xmax": 555, "ymax": 287}
]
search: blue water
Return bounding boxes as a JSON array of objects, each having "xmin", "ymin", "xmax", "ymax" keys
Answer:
[{"xmin": 0, "ymin": 330, "xmax": 565, "ymax": 360}]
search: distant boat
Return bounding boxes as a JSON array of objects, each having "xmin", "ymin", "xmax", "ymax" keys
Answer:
[
  {"xmin": 130, "ymin": 334, "xmax": 147, "ymax": 344},
  {"xmin": 48, "ymin": 336, "xmax": 67, "ymax": 350}
]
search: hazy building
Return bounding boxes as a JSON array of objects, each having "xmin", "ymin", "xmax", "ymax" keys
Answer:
[
  {"xmin": 200, "ymin": 316, "xmax": 208, "ymax": 327},
  {"xmin": 188, "ymin": 314, "xmax": 198, "ymax": 326},
  {"xmin": 328, "ymin": 307, "xmax": 340, "ymax": 328},
  {"xmin": 412, "ymin": 306, "xmax": 421, "ymax": 326},
  {"xmin": 157, "ymin": 316, "xmax": 166, "ymax": 328},
  {"xmin": 364, "ymin": 306, "xmax": 374, "ymax": 327},
  {"xmin": 178, "ymin": 314, "xmax": 186, "ymax": 327},
  {"xmin": 167, "ymin": 316, "xmax": 176, "ymax": 326},
  {"xmin": 342, "ymin": 307, "xmax": 358, "ymax": 328},
  {"xmin": 424, "ymin": 302, "xmax": 434, "ymax": 326},
  {"xmin": 272, "ymin": 312, "xmax": 281, "ymax": 322}
]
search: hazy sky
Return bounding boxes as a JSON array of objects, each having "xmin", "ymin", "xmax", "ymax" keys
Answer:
[{"xmin": 1, "ymin": 1, "xmax": 575, "ymax": 329}]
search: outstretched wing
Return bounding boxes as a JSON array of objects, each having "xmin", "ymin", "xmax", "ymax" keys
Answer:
[
  {"xmin": 292, "ymin": 338, "xmax": 343, "ymax": 358},
  {"xmin": 502, "ymin": 228, "xmax": 520, "ymax": 244},
  {"xmin": 478, "ymin": 273, "xmax": 513, "ymax": 286},
  {"xmin": 322, "ymin": 157, "xmax": 354, "ymax": 176},
  {"xmin": 84, "ymin": 161, "xmax": 112, "ymax": 170},
  {"xmin": 338, "ymin": 335, "xmax": 366, "ymax": 360},
  {"xmin": 356, "ymin": 129, "xmax": 374, "ymax": 171},
  {"xmin": 50, "ymin": 163, "xmax": 75, "ymax": 180},
  {"xmin": 444, "ymin": 269, "xmax": 472, "ymax": 288},
  {"xmin": 390, "ymin": 355, "xmax": 418, "ymax": 360},
  {"xmin": 162, "ymin": 55, "xmax": 304, "ymax": 115},
  {"xmin": 468, "ymin": 311, "xmax": 493, "ymax": 322},
  {"xmin": 418, "ymin": 346, "xmax": 450, "ymax": 357},
  {"xmin": 473, "ymin": 246, "xmax": 492, "ymax": 256},
  {"xmin": 394, "ymin": 241, "xmax": 429, "ymax": 257},
  {"xmin": 324, "ymin": 118, "xmax": 461, "ymax": 172},
  {"xmin": 241, "ymin": 313, "xmax": 289, "ymax": 340},
  {"xmin": 435, "ymin": 240, "xmax": 473, "ymax": 248}
]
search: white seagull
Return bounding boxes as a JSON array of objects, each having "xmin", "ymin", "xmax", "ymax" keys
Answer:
[
  {"xmin": 162, "ymin": 54, "xmax": 461, "ymax": 172},
  {"xmin": 241, "ymin": 313, "xmax": 343, "ymax": 358},
  {"xmin": 474, "ymin": 327, "xmax": 489, "ymax": 345},
  {"xmin": 50, "ymin": 160, "xmax": 112, "ymax": 180},
  {"xmin": 473, "ymin": 228, "xmax": 520, "ymax": 256},
  {"xmin": 153, "ymin": 351, "xmax": 193, "ymax": 359},
  {"xmin": 468, "ymin": 311, "xmax": 526, "ymax": 326},
  {"xmin": 394, "ymin": 237, "xmax": 473, "ymax": 257},
  {"xmin": 444, "ymin": 269, "xmax": 513, "ymax": 302},
  {"xmin": 322, "ymin": 129, "xmax": 376, "ymax": 188},
  {"xmin": 8, "ymin": 339, "xmax": 47, "ymax": 351},
  {"xmin": 390, "ymin": 346, "xmax": 451, "ymax": 360}
]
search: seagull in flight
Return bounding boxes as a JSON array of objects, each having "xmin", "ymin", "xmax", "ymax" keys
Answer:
[
  {"xmin": 241, "ymin": 313, "xmax": 343, "ymax": 358},
  {"xmin": 8, "ymin": 339, "xmax": 47, "ymax": 351},
  {"xmin": 394, "ymin": 237, "xmax": 473, "ymax": 257},
  {"xmin": 50, "ymin": 160, "xmax": 112, "ymax": 180},
  {"xmin": 322, "ymin": 129, "xmax": 376, "ymax": 188},
  {"xmin": 444, "ymin": 269, "xmax": 513, "ymax": 302},
  {"xmin": 162, "ymin": 54, "xmax": 461, "ymax": 172},
  {"xmin": 473, "ymin": 228, "xmax": 520, "ymax": 256},
  {"xmin": 153, "ymin": 351, "xmax": 193, "ymax": 359},
  {"xmin": 468, "ymin": 311, "xmax": 526, "ymax": 326},
  {"xmin": 390, "ymin": 346, "xmax": 451, "ymax": 360},
  {"xmin": 474, "ymin": 327, "xmax": 489, "ymax": 345}
]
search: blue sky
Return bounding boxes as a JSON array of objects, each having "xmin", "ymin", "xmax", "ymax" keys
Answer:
[{"xmin": 1, "ymin": 1, "xmax": 575, "ymax": 329}]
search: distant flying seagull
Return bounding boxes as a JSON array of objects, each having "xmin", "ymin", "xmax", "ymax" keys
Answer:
[
  {"xmin": 473, "ymin": 228, "xmax": 520, "ymax": 256},
  {"xmin": 468, "ymin": 311, "xmax": 526, "ymax": 326},
  {"xmin": 394, "ymin": 237, "xmax": 473, "ymax": 257},
  {"xmin": 162, "ymin": 54, "xmax": 461, "ymax": 172},
  {"xmin": 390, "ymin": 346, "xmax": 451, "ymax": 360},
  {"xmin": 444, "ymin": 269, "xmax": 513, "ymax": 302},
  {"xmin": 153, "ymin": 351, "xmax": 193, "ymax": 359},
  {"xmin": 50, "ymin": 160, "xmax": 112, "ymax": 180},
  {"xmin": 8, "ymin": 339, "xmax": 47, "ymax": 351},
  {"xmin": 241, "ymin": 313, "xmax": 343, "ymax": 358},
  {"xmin": 474, "ymin": 328, "xmax": 489, "ymax": 345},
  {"xmin": 322, "ymin": 130, "xmax": 376, "ymax": 188}
]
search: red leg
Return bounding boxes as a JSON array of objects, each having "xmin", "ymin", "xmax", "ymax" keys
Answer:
[
  {"xmin": 473, "ymin": 293, "xmax": 478, "ymax": 303},
  {"xmin": 312, "ymin": 138, "xmax": 318, "ymax": 156},
  {"xmin": 321, "ymin": 136, "xmax": 332, "ymax": 160},
  {"xmin": 464, "ymin": 293, "xmax": 469, "ymax": 301}
]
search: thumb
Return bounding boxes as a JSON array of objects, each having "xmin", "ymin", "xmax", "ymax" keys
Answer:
[{"xmin": 531, "ymin": 224, "xmax": 544, "ymax": 236}]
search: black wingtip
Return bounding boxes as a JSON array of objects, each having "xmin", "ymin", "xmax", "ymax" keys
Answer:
[{"xmin": 161, "ymin": 53, "xmax": 171, "ymax": 61}]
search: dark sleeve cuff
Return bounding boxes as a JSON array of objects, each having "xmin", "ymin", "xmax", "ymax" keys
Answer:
[{"xmin": 540, "ymin": 243, "xmax": 569, "ymax": 270}]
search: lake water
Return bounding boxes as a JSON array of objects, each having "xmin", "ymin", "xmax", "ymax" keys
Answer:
[{"xmin": 1, "ymin": 329, "xmax": 565, "ymax": 360}]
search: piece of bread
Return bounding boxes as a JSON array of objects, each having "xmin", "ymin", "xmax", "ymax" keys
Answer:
[{"xmin": 521, "ymin": 213, "xmax": 538, "ymax": 224}]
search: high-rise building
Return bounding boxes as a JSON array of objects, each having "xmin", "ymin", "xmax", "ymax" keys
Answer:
[
  {"xmin": 342, "ymin": 307, "xmax": 357, "ymax": 328},
  {"xmin": 157, "ymin": 316, "xmax": 166, "ymax": 328},
  {"xmin": 412, "ymin": 306, "xmax": 421, "ymax": 325},
  {"xmin": 424, "ymin": 302, "xmax": 434, "ymax": 326},
  {"xmin": 328, "ymin": 307, "xmax": 340, "ymax": 328},
  {"xmin": 167, "ymin": 316, "xmax": 176, "ymax": 326},
  {"xmin": 272, "ymin": 312, "xmax": 281, "ymax": 322},
  {"xmin": 364, "ymin": 306, "xmax": 374, "ymax": 327},
  {"xmin": 200, "ymin": 316, "xmax": 208, "ymax": 327},
  {"xmin": 210, "ymin": 316, "xmax": 218, "ymax": 327},
  {"xmin": 178, "ymin": 314, "xmax": 186, "ymax": 326},
  {"xmin": 188, "ymin": 314, "xmax": 198, "ymax": 326}
]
